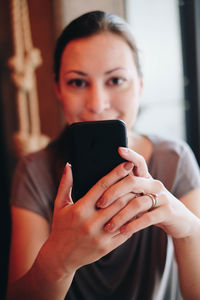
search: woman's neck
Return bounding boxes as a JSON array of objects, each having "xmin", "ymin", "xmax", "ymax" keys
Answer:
[{"xmin": 127, "ymin": 131, "xmax": 153, "ymax": 164}]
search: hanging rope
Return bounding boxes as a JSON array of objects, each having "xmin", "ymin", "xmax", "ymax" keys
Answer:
[{"xmin": 8, "ymin": 0, "xmax": 50, "ymax": 157}]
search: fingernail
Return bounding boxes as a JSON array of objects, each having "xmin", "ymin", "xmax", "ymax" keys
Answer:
[
  {"xmin": 104, "ymin": 222, "xmax": 115, "ymax": 232},
  {"xmin": 120, "ymin": 225, "xmax": 127, "ymax": 233},
  {"xmin": 124, "ymin": 162, "xmax": 134, "ymax": 171},
  {"xmin": 64, "ymin": 163, "xmax": 71, "ymax": 174},
  {"xmin": 96, "ymin": 199, "xmax": 106, "ymax": 208},
  {"xmin": 119, "ymin": 147, "xmax": 129, "ymax": 154}
]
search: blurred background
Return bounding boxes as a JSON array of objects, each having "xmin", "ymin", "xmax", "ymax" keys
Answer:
[{"xmin": 0, "ymin": 0, "xmax": 200, "ymax": 297}]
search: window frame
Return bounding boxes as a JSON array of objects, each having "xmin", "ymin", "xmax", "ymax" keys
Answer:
[{"xmin": 179, "ymin": 0, "xmax": 200, "ymax": 165}]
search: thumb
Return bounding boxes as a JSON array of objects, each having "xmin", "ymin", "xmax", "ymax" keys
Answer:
[{"xmin": 54, "ymin": 163, "xmax": 74, "ymax": 210}]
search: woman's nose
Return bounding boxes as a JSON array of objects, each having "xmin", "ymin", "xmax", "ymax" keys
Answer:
[{"xmin": 85, "ymin": 83, "xmax": 110, "ymax": 114}]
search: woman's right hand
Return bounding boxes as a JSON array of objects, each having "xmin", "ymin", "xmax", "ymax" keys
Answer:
[{"xmin": 46, "ymin": 161, "xmax": 135, "ymax": 277}]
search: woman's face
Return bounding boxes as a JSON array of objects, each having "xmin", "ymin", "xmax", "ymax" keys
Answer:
[{"xmin": 55, "ymin": 32, "xmax": 143, "ymax": 131}]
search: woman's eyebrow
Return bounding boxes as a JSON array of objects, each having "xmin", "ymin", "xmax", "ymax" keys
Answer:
[
  {"xmin": 64, "ymin": 67, "xmax": 125, "ymax": 76},
  {"xmin": 105, "ymin": 67, "xmax": 125, "ymax": 74},
  {"xmin": 64, "ymin": 70, "xmax": 88, "ymax": 76}
]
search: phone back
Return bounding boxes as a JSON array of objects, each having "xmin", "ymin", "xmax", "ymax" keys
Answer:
[{"xmin": 67, "ymin": 120, "xmax": 127, "ymax": 202}]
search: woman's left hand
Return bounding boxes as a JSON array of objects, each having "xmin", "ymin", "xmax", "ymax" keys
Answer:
[{"xmin": 97, "ymin": 147, "xmax": 199, "ymax": 239}]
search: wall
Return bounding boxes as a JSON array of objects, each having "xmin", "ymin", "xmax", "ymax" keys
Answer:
[
  {"xmin": 126, "ymin": 0, "xmax": 185, "ymax": 139},
  {"xmin": 28, "ymin": 0, "xmax": 63, "ymax": 138},
  {"xmin": 0, "ymin": 0, "xmax": 63, "ymax": 166}
]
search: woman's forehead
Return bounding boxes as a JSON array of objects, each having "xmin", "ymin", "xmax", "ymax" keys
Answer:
[{"xmin": 60, "ymin": 32, "xmax": 136, "ymax": 71}]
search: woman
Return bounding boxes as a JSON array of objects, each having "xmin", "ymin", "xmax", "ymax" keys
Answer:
[{"xmin": 7, "ymin": 11, "xmax": 200, "ymax": 300}]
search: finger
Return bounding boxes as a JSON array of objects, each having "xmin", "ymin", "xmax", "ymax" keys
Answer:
[
  {"xmin": 113, "ymin": 175, "xmax": 164, "ymax": 198},
  {"xmin": 96, "ymin": 192, "xmax": 135, "ymax": 227},
  {"xmin": 96, "ymin": 173, "xmax": 138, "ymax": 208},
  {"xmin": 54, "ymin": 163, "xmax": 74, "ymax": 210},
  {"xmin": 83, "ymin": 161, "xmax": 134, "ymax": 207},
  {"xmin": 104, "ymin": 194, "xmax": 153, "ymax": 232},
  {"xmin": 118, "ymin": 147, "xmax": 150, "ymax": 178},
  {"xmin": 96, "ymin": 172, "xmax": 164, "ymax": 209},
  {"xmin": 126, "ymin": 176, "xmax": 165, "ymax": 196},
  {"xmin": 119, "ymin": 207, "xmax": 165, "ymax": 237}
]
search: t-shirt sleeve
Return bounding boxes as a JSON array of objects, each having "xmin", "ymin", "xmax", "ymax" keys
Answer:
[
  {"xmin": 10, "ymin": 153, "xmax": 56, "ymax": 223},
  {"xmin": 172, "ymin": 142, "xmax": 200, "ymax": 198}
]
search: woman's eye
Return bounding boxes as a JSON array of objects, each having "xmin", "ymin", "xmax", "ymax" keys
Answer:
[
  {"xmin": 67, "ymin": 79, "xmax": 87, "ymax": 88},
  {"xmin": 108, "ymin": 77, "xmax": 125, "ymax": 86}
]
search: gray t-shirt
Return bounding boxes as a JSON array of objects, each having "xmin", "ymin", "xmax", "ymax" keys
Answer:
[{"xmin": 10, "ymin": 128, "xmax": 200, "ymax": 300}]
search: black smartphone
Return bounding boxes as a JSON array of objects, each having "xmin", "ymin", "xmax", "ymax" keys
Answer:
[{"xmin": 67, "ymin": 120, "xmax": 128, "ymax": 202}]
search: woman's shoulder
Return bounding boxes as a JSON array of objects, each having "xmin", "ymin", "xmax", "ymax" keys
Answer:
[
  {"xmin": 146, "ymin": 134, "xmax": 192, "ymax": 159},
  {"xmin": 145, "ymin": 134, "xmax": 200, "ymax": 195},
  {"xmin": 15, "ymin": 126, "xmax": 69, "ymax": 173},
  {"xmin": 10, "ymin": 147, "xmax": 60, "ymax": 223},
  {"xmin": 15, "ymin": 147, "xmax": 52, "ymax": 175}
]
